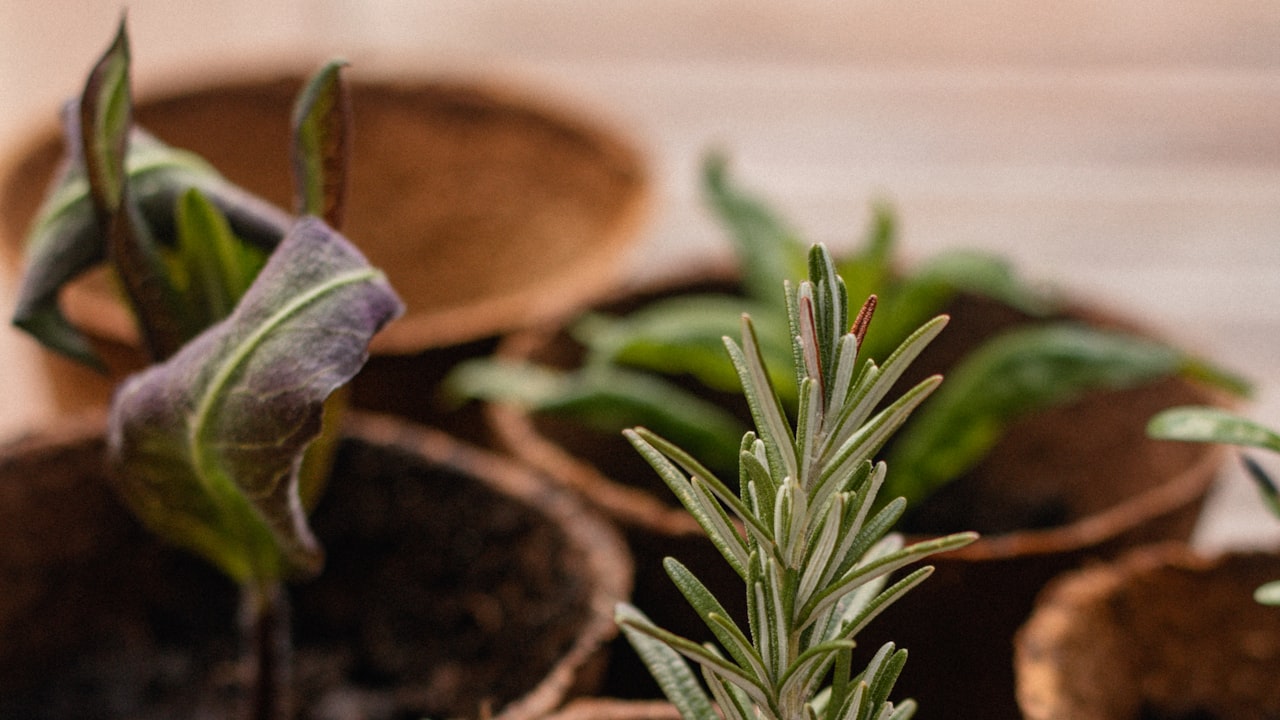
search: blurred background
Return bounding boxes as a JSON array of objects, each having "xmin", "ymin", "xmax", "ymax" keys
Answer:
[{"xmin": 1, "ymin": 1, "xmax": 1278, "ymax": 547}]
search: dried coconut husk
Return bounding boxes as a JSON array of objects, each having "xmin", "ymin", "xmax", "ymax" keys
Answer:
[
  {"xmin": 0, "ymin": 411, "xmax": 632, "ymax": 720},
  {"xmin": 482, "ymin": 266, "xmax": 1231, "ymax": 719},
  {"xmin": 0, "ymin": 72, "xmax": 648, "ymax": 426},
  {"xmin": 1015, "ymin": 543, "xmax": 1280, "ymax": 720}
]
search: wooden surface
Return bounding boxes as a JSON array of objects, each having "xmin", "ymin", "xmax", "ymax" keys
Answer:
[{"xmin": 1, "ymin": 2, "xmax": 1278, "ymax": 548}]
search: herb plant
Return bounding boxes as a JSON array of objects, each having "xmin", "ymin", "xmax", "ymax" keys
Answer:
[
  {"xmin": 1147, "ymin": 406, "xmax": 1280, "ymax": 605},
  {"xmin": 450, "ymin": 154, "xmax": 1247, "ymax": 513},
  {"xmin": 13, "ymin": 21, "xmax": 404, "ymax": 719},
  {"xmin": 616, "ymin": 243, "xmax": 976, "ymax": 719}
]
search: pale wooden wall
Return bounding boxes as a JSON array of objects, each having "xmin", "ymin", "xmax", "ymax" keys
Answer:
[{"xmin": 1, "ymin": 1, "xmax": 1278, "ymax": 547}]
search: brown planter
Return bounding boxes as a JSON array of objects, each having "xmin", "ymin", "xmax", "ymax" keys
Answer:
[
  {"xmin": 1015, "ymin": 544, "xmax": 1280, "ymax": 720},
  {"xmin": 482, "ymin": 268, "xmax": 1231, "ymax": 719},
  {"xmin": 0, "ymin": 410, "xmax": 632, "ymax": 720},
  {"xmin": 0, "ymin": 71, "xmax": 649, "ymax": 431}
]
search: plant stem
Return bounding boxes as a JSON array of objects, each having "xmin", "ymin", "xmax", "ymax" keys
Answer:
[{"xmin": 241, "ymin": 580, "xmax": 292, "ymax": 720}]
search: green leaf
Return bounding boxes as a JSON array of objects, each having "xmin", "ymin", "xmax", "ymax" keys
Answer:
[
  {"xmin": 627, "ymin": 430, "xmax": 749, "ymax": 578},
  {"xmin": 665, "ymin": 558, "xmax": 762, "ymax": 673},
  {"xmin": 174, "ymin": 187, "xmax": 268, "ymax": 323},
  {"xmin": 854, "ymin": 249, "xmax": 1056, "ymax": 364},
  {"xmin": 12, "ymin": 28, "xmax": 291, "ymax": 368},
  {"xmin": 833, "ymin": 202, "xmax": 895, "ymax": 305},
  {"xmin": 291, "ymin": 59, "xmax": 351, "ymax": 227},
  {"xmin": 573, "ymin": 294, "xmax": 792, "ymax": 395},
  {"xmin": 77, "ymin": 20, "xmax": 195, "ymax": 361},
  {"xmin": 1255, "ymin": 580, "xmax": 1280, "ymax": 606},
  {"xmin": 80, "ymin": 19, "xmax": 132, "ymax": 217},
  {"xmin": 703, "ymin": 152, "xmax": 808, "ymax": 305},
  {"xmin": 885, "ymin": 323, "xmax": 1202, "ymax": 508},
  {"xmin": 448, "ymin": 359, "xmax": 747, "ymax": 475},
  {"xmin": 106, "ymin": 218, "xmax": 404, "ymax": 585},
  {"xmin": 616, "ymin": 604, "xmax": 719, "ymax": 720},
  {"xmin": 1147, "ymin": 406, "xmax": 1280, "ymax": 455}
]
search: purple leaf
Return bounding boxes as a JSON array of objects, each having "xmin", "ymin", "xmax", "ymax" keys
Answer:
[{"xmin": 107, "ymin": 218, "xmax": 404, "ymax": 584}]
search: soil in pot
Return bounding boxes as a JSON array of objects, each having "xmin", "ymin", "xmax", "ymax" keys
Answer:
[
  {"xmin": 1015, "ymin": 544, "xmax": 1280, "ymax": 720},
  {"xmin": 0, "ymin": 412, "xmax": 631, "ymax": 720},
  {"xmin": 0, "ymin": 72, "xmax": 649, "ymax": 420},
  {"xmin": 483, "ymin": 271, "xmax": 1228, "ymax": 718}
]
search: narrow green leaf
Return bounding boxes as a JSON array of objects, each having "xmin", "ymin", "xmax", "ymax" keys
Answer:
[
  {"xmin": 834, "ymin": 202, "xmax": 896, "ymax": 305},
  {"xmin": 815, "ymin": 376, "xmax": 942, "ymax": 509},
  {"xmin": 291, "ymin": 59, "xmax": 351, "ymax": 227},
  {"xmin": 78, "ymin": 20, "xmax": 195, "ymax": 360},
  {"xmin": 779, "ymin": 639, "xmax": 857, "ymax": 711},
  {"xmin": 703, "ymin": 151, "xmax": 808, "ymax": 305},
  {"xmin": 864, "ymin": 645, "xmax": 908, "ymax": 713},
  {"xmin": 632, "ymin": 427, "xmax": 765, "ymax": 534},
  {"xmin": 886, "ymin": 323, "xmax": 1202, "ymax": 507},
  {"xmin": 450, "ymin": 360, "xmax": 747, "ymax": 476},
  {"xmin": 837, "ymin": 566, "xmax": 933, "ymax": 642},
  {"xmin": 854, "ymin": 249, "xmax": 1055, "ymax": 364},
  {"xmin": 574, "ymin": 294, "xmax": 791, "ymax": 394},
  {"xmin": 827, "ymin": 316, "xmax": 948, "ymax": 449},
  {"xmin": 80, "ymin": 19, "xmax": 132, "ymax": 217},
  {"xmin": 1148, "ymin": 406, "xmax": 1280, "ymax": 455},
  {"xmin": 626, "ymin": 430, "xmax": 749, "ymax": 578},
  {"xmin": 175, "ymin": 187, "xmax": 268, "ymax": 323},
  {"xmin": 801, "ymin": 532, "xmax": 976, "ymax": 625},
  {"xmin": 616, "ymin": 604, "xmax": 719, "ymax": 720},
  {"xmin": 1255, "ymin": 580, "xmax": 1280, "ymax": 606},
  {"xmin": 704, "ymin": 671, "xmax": 757, "ymax": 720},
  {"xmin": 620, "ymin": 611, "xmax": 771, "ymax": 708},
  {"xmin": 727, "ymin": 317, "xmax": 797, "ymax": 481},
  {"xmin": 106, "ymin": 219, "xmax": 404, "ymax": 584},
  {"xmin": 665, "ymin": 558, "xmax": 760, "ymax": 671}
]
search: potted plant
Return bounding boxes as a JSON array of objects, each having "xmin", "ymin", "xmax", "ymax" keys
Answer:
[
  {"xmin": 0, "ymin": 21, "xmax": 649, "ymax": 435},
  {"xmin": 0, "ymin": 23, "xmax": 632, "ymax": 719},
  {"xmin": 607, "ymin": 242, "xmax": 977, "ymax": 720},
  {"xmin": 451, "ymin": 156, "xmax": 1244, "ymax": 719},
  {"xmin": 1013, "ymin": 407, "xmax": 1280, "ymax": 720}
]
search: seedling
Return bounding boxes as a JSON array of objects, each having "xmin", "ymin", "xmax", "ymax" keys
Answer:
[
  {"xmin": 13, "ymin": 22, "xmax": 403, "ymax": 719},
  {"xmin": 1148, "ymin": 406, "xmax": 1280, "ymax": 605},
  {"xmin": 616, "ymin": 243, "xmax": 976, "ymax": 719},
  {"xmin": 450, "ymin": 154, "xmax": 1248, "ymax": 511},
  {"xmin": 12, "ymin": 22, "xmax": 349, "ymax": 370}
]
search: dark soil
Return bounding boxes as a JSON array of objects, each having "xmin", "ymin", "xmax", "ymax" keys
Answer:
[{"xmin": 0, "ymin": 424, "xmax": 592, "ymax": 719}]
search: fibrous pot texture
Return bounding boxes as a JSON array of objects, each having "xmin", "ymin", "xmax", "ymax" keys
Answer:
[
  {"xmin": 1016, "ymin": 544, "xmax": 1280, "ymax": 720},
  {"xmin": 0, "ymin": 411, "xmax": 631, "ymax": 720}
]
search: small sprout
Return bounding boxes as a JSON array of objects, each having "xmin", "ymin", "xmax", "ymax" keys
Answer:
[{"xmin": 14, "ymin": 19, "xmax": 404, "ymax": 720}]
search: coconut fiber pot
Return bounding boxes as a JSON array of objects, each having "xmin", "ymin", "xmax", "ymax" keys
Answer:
[
  {"xmin": 482, "ymin": 269, "xmax": 1230, "ymax": 720},
  {"xmin": 0, "ymin": 411, "xmax": 631, "ymax": 720},
  {"xmin": 0, "ymin": 72, "xmax": 649, "ymax": 432},
  {"xmin": 1015, "ymin": 543, "xmax": 1280, "ymax": 720}
]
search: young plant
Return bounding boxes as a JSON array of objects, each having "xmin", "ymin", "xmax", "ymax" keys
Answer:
[
  {"xmin": 13, "ymin": 21, "xmax": 404, "ymax": 720},
  {"xmin": 1148, "ymin": 406, "xmax": 1280, "ymax": 605},
  {"xmin": 616, "ymin": 243, "xmax": 977, "ymax": 719},
  {"xmin": 12, "ymin": 20, "xmax": 349, "ymax": 370},
  {"xmin": 449, "ymin": 154, "xmax": 1248, "ymax": 513}
]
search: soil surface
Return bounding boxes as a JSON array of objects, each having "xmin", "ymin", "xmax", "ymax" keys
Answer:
[{"xmin": 0, "ymin": 427, "xmax": 592, "ymax": 719}]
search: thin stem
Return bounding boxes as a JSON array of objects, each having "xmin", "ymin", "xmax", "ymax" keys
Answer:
[{"xmin": 240, "ymin": 580, "xmax": 292, "ymax": 720}]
